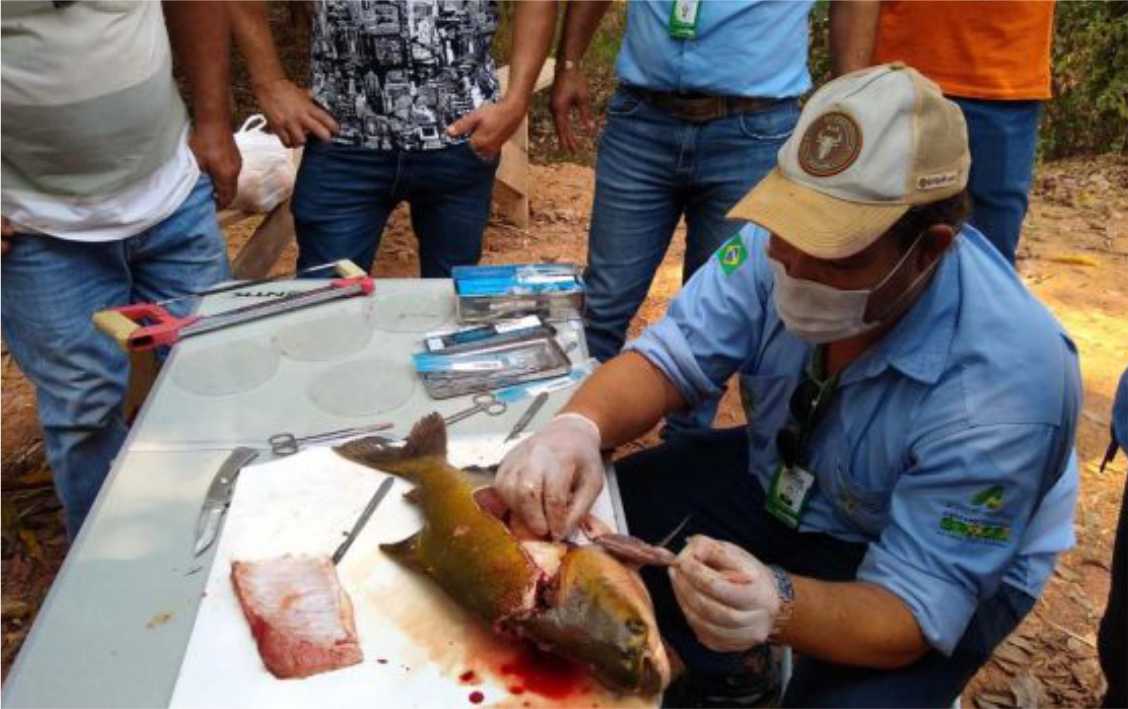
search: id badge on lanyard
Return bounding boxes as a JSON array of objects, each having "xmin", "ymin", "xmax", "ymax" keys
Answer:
[
  {"xmin": 669, "ymin": 0, "xmax": 702, "ymax": 39},
  {"xmin": 765, "ymin": 347, "xmax": 838, "ymax": 529},
  {"xmin": 766, "ymin": 463, "xmax": 816, "ymax": 528}
]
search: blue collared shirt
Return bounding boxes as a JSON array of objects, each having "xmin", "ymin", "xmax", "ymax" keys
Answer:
[
  {"xmin": 615, "ymin": 1, "xmax": 815, "ymax": 98},
  {"xmin": 626, "ymin": 224, "xmax": 1081, "ymax": 656}
]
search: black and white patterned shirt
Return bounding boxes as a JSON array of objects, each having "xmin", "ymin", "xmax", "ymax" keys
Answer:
[{"xmin": 310, "ymin": 0, "xmax": 500, "ymax": 151}]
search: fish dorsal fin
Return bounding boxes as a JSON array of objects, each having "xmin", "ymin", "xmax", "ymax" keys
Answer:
[{"xmin": 402, "ymin": 412, "xmax": 447, "ymax": 460}]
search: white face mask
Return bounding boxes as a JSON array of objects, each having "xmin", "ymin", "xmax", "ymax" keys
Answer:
[{"xmin": 768, "ymin": 237, "xmax": 937, "ymax": 344}]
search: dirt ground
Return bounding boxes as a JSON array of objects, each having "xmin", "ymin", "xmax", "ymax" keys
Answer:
[{"xmin": 2, "ymin": 153, "xmax": 1126, "ymax": 706}]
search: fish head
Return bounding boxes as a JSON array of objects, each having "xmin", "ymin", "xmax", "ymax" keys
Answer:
[{"xmin": 514, "ymin": 546, "xmax": 671, "ymax": 695}]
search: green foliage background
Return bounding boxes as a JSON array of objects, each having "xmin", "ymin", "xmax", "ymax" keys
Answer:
[
  {"xmin": 780, "ymin": 0, "xmax": 1127, "ymax": 160},
  {"xmin": 1040, "ymin": 0, "xmax": 1128, "ymax": 158},
  {"xmin": 500, "ymin": 0, "xmax": 1127, "ymax": 163}
]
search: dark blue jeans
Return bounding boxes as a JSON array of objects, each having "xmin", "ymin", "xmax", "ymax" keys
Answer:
[
  {"xmin": 1, "ymin": 175, "xmax": 230, "ymax": 537},
  {"xmin": 616, "ymin": 427, "xmax": 1037, "ymax": 707},
  {"xmin": 953, "ymin": 98, "xmax": 1042, "ymax": 265},
  {"xmin": 291, "ymin": 140, "xmax": 499, "ymax": 277},
  {"xmin": 584, "ymin": 88, "xmax": 798, "ymax": 432}
]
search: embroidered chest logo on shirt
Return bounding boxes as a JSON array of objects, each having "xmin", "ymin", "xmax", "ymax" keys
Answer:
[
  {"xmin": 717, "ymin": 234, "xmax": 748, "ymax": 275},
  {"xmin": 797, "ymin": 112, "xmax": 863, "ymax": 177}
]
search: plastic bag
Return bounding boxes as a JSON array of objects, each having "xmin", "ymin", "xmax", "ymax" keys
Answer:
[{"xmin": 231, "ymin": 115, "xmax": 296, "ymax": 214}]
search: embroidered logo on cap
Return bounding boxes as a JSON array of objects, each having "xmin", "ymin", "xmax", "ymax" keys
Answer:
[
  {"xmin": 797, "ymin": 112, "xmax": 863, "ymax": 177},
  {"xmin": 917, "ymin": 171, "xmax": 960, "ymax": 191}
]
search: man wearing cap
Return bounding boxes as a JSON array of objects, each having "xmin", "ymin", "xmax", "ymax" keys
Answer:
[{"xmin": 495, "ymin": 64, "xmax": 1080, "ymax": 706}]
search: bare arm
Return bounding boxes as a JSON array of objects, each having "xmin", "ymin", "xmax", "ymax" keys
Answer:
[
  {"xmin": 562, "ymin": 351, "xmax": 687, "ymax": 449},
  {"xmin": 550, "ymin": 0, "xmax": 612, "ymax": 152},
  {"xmin": 828, "ymin": 0, "xmax": 880, "ymax": 76},
  {"xmin": 781, "ymin": 576, "xmax": 928, "ymax": 668},
  {"xmin": 163, "ymin": 1, "xmax": 241, "ymax": 207},
  {"xmin": 557, "ymin": 0, "xmax": 613, "ymax": 64},
  {"xmin": 228, "ymin": 1, "xmax": 338, "ymax": 147},
  {"xmin": 448, "ymin": 1, "xmax": 558, "ymax": 156},
  {"xmin": 504, "ymin": 1, "xmax": 559, "ymax": 111}
]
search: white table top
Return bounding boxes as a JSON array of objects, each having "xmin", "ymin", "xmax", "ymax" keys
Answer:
[{"xmin": 3, "ymin": 278, "xmax": 615, "ymax": 708}]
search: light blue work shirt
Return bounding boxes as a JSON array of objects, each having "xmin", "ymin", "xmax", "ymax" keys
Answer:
[
  {"xmin": 615, "ymin": 0, "xmax": 815, "ymax": 98},
  {"xmin": 626, "ymin": 224, "xmax": 1081, "ymax": 656}
]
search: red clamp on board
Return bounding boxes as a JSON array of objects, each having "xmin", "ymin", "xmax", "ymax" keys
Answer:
[
  {"xmin": 112, "ymin": 304, "xmax": 201, "ymax": 351},
  {"xmin": 331, "ymin": 275, "xmax": 375, "ymax": 294}
]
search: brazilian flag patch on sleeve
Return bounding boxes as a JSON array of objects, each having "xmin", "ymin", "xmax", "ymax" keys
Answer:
[{"xmin": 717, "ymin": 233, "xmax": 748, "ymax": 275}]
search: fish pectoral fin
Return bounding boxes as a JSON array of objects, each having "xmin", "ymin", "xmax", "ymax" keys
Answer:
[{"xmin": 380, "ymin": 533, "xmax": 425, "ymax": 571}]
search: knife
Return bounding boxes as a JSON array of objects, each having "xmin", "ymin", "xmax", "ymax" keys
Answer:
[
  {"xmin": 332, "ymin": 476, "xmax": 394, "ymax": 565},
  {"xmin": 505, "ymin": 392, "xmax": 550, "ymax": 442},
  {"xmin": 193, "ymin": 447, "xmax": 259, "ymax": 557}
]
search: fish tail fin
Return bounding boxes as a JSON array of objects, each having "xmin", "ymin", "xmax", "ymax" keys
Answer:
[
  {"xmin": 334, "ymin": 413, "xmax": 448, "ymax": 477},
  {"xmin": 380, "ymin": 533, "xmax": 426, "ymax": 571}
]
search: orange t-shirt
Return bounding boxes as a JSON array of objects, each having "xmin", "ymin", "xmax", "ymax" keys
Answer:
[{"xmin": 872, "ymin": 0, "xmax": 1055, "ymax": 100}]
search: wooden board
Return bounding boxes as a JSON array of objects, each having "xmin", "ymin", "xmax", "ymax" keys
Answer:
[{"xmin": 169, "ymin": 438, "xmax": 655, "ymax": 709}]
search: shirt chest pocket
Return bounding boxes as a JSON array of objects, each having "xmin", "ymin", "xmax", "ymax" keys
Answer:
[
  {"xmin": 825, "ymin": 459, "xmax": 893, "ymax": 538},
  {"xmin": 739, "ymin": 373, "xmax": 794, "ymax": 450}
]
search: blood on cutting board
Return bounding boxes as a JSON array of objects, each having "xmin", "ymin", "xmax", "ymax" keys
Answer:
[
  {"xmin": 368, "ymin": 578, "xmax": 618, "ymax": 703},
  {"xmin": 468, "ymin": 690, "xmax": 485, "ymax": 704},
  {"xmin": 498, "ymin": 643, "xmax": 587, "ymax": 700}
]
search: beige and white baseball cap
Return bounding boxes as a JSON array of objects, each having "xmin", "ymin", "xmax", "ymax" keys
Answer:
[{"xmin": 728, "ymin": 62, "xmax": 970, "ymax": 259}]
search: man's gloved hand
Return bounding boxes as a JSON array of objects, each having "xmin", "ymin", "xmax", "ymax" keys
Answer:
[
  {"xmin": 495, "ymin": 412, "xmax": 604, "ymax": 541},
  {"xmin": 670, "ymin": 535, "xmax": 786, "ymax": 653}
]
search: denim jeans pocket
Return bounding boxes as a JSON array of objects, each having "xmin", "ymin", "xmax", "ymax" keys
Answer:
[
  {"xmin": 459, "ymin": 141, "xmax": 500, "ymax": 167},
  {"xmin": 607, "ymin": 87, "xmax": 644, "ymax": 118},
  {"xmin": 738, "ymin": 100, "xmax": 800, "ymax": 141}
]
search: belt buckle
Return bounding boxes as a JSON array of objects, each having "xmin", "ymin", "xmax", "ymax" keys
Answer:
[{"xmin": 679, "ymin": 96, "xmax": 722, "ymax": 123}]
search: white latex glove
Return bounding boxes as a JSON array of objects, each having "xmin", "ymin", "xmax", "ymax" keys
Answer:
[
  {"xmin": 495, "ymin": 412, "xmax": 604, "ymax": 541},
  {"xmin": 669, "ymin": 535, "xmax": 784, "ymax": 653}
]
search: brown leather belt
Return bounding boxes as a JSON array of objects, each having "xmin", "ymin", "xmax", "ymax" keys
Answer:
[{"xmin": 624, "ymin": 85, "xmax": 785, "ymax": 123}]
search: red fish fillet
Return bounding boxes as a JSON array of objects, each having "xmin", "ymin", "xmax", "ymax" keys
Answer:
[{"xmin": 231, "ymin": 554, "xmax": 363, "ymax": 679}]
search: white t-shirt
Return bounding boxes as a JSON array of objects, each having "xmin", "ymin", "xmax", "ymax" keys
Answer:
[
  {"xmin": 1, "ymin": 1, "xmax": 199, "ymax": 242},
  {"xmin": 3, "ymin": 129, "xmax": 201, "ymax": 242}
]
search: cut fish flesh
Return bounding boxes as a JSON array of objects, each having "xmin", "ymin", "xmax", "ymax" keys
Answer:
[{"xmin": 231, "ymin": 554, "xmax": 362, "ymax": 679}]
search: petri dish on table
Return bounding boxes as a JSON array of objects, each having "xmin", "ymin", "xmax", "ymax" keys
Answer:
[
  {"xmin": 370, "ymin": 291, "xmax": 454, "ymax": 333},
  {"xmin": 306, "ymin": 355, "xmax": 416, "ymax": 417},
  {"xmin": 272, "ymin": 298, "xmax": 378, "ymax": 362},
  {"xmin": 171, "ymin": 338, "xmax": 280, "ymax": 396}
]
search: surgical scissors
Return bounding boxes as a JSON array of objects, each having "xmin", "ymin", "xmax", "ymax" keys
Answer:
[
  {"xmin": 444, "ymin": 392, "xmax": 507, "ymax": 426},
  {"xmin": 269, "ymin": 422, "xmax": 394, "ymax": 456}
]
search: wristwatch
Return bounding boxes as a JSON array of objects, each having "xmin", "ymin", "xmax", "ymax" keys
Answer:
[{"xmin": 768, "ymin": 565, "xmax": 795, "ymax": 641}]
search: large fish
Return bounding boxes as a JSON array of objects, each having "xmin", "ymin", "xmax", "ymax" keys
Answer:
[{"xmin": 335, "ymin": 413, "xmax": 671, "ymax": 695}]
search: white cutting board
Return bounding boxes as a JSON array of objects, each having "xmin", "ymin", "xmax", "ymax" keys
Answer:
[{"xmin": 169, "ymin": 436, "xmax": 655, "ymax": 709}]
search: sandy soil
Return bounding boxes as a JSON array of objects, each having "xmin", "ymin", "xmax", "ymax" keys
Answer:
[{"xmin": 2, "ymin": 155, "xmax": 1126, "ymax": 707}]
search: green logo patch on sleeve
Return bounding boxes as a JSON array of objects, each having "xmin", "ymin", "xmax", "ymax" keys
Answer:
[
  {"xmin": 971, "ymin": 485, "xmax": 1005, "ymax": 510},
  {"xmin": 717, "ymin": 234, "xmax": 748, "ymax": 276}
]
